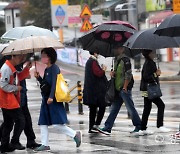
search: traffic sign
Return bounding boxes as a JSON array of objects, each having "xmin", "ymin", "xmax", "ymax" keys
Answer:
[
  {"xmin": 55, "ymin": 6, "xmax": 65, "ymax": 25},
  {"xmin": 68, "ymin": 5, "xmax": 82, "ymax": 27},
  {"xmin": 80, "ymin": 4, "xmax": 92, "ymax": 18},
  {"xmin": 173, "ymin": 0, "xmax": 180, "ymax": 13},
  {"xmin": 51, "ymin": 0, "xmax": 67, "ymax": 5},
  {"xmin": 80, "ymin": 19, "xmax": 93, "ymax": 32}
]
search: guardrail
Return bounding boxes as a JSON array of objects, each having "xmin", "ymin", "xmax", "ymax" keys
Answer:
[{"xmin": 65, "ymin": 81, "xmax": 84, "ymax": 115}]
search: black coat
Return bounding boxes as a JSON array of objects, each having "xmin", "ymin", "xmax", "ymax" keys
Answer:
[
  {"xmin": 140, "ymin": 58, "xmax": 159, "ymax": 91},
  {"xmin": 83, "ymin": 58, "xmax": 107, "ymax": 107}
]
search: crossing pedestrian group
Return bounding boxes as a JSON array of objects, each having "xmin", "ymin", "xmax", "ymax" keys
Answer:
[{"xmin": 0, "ymin": 46, "xmax": 179, "ymax": 153}]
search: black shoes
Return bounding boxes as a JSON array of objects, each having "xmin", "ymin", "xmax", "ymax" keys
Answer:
[
  {"xmin": 88, "ymin": 128, "xmax": 99, "ymax": 133},
  {"xmin": 10, "ymin": 142, "xmax": 25, "ymax": 150},
  {"xmin": 26, "ymin": 141, "xmax": 41, "ymax": 149},
  {"xmin": 0, "ymin": 144, "xmax": 16, "ymax": 153}
]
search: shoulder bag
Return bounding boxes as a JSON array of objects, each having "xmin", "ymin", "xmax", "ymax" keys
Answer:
[{"xmin": 147, "ymin": 78, "xmax": 162, "ymax": 99}]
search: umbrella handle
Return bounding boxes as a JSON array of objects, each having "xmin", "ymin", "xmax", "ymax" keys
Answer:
[
  {"xmin": 34, "ymin": 61, "xmax": 39, "ymax": 86},
  {"xmin": 111, "ymin": 58, "xmax": 114, "ymax": 71},
  {"xmin": 34, "ymin": 60, "xmax": 37, "ymax": 72},
  {"xmin": 157, "ymin": 54, "xmax": 160, "ymax": 69},
  {"xmin": 156, "ymin": 50, "xmax": 160, "ymax": 69},
  {"xmin": 33, "ymin": 50, "xmax": 39, "ymax": 86}
]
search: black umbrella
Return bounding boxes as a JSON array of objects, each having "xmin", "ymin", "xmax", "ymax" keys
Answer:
[
  {"xmin": 124, "ymin": 27, "xmax": 180, "ymax": 50},
  {"xmin": 154, "ymin": 14, "xmax": 180, "ymax": 37},
  {"xmin": 79, "ymin": 20, "xmax": 137, "ymax": 57}
]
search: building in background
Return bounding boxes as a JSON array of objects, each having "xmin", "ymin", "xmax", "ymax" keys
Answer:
[
  {"xmin": 0, "ymin": 1, "xmax": 9, "ymax": 22},
  {"xmin": 4, "ymin": 1, "xmax": 24, "ymax": 31}
]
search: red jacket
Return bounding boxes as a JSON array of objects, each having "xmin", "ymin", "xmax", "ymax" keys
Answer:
[{"xmin": 0, "ymin": 60, "xmax": 30, "ymax": 109}]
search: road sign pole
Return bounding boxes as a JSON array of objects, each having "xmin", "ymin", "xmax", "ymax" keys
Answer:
[
  {"xmin": 74, "ymin": 26, "xmax": 79, "ymax": 65},
  {"xmin": 58, "ymin": 27, "xmax": 64, "ymax": 43}
]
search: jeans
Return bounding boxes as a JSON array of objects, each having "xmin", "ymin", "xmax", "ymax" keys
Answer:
[{"xmin": 104, "ymin": 90, "xmax": 141, "ymax": 131}]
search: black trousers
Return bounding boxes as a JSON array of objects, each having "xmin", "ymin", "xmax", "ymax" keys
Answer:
[
  {"xmin": 141, "ymin": 97, "xmax": 165, "ymax": 130},
  {"xmin": 0, "ymin": 105, "xmax": 36, "ymax": 144},
  {"xmin": 1, "ymin": 108, "xmax": 25, "ymax": 150},
  {"xmin": 21, "ymin": 105, "xmax": 36, "ymax": 143},
  {"xmin": 89, "ymin": 104, "xmax": 106, "ymax": 131}
]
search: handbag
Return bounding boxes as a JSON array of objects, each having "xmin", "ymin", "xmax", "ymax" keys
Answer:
[
  {"xmin": 105, "ymin": 77, "xmax": 115, "ymax": 106},
  {"xmin": 147, "ymin": 82, "xmax": 162, "ymax": 99},
  {"xmin": 55, "ymin": 73, "xmax": 71, "ymax": 102},
  {"xmin": 40, "ymin": 80, "xmax": 51, "ymax": 96}
]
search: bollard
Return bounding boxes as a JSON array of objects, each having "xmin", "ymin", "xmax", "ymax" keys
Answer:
[{"xmin": 77, "ymin": 81, "xmax": 83, "ymax": 115}]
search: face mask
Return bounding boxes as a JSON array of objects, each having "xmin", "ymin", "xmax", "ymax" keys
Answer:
[{"xmin": 41, "ymin": 57, "xmax": 49, "ymax": 64}]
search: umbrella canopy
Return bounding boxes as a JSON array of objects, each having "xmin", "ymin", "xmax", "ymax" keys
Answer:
[
  {"xmin": 124, "ymin": 27, "xmax": 180, "ymax": 50},
  {"xmin": 0, "ymin": 43, "xmax": 9, "ymax": 53},
  {"xmin": 1, "ymin": 25, "xmax": 58, "ymax": 41},
  {"xmin": 79, "ymin": 20, "xmax": 137, "ymax": 57},
  {"xmin": 1, "ymin": 36, "xmax": 64, "ymax": 56},
  {"xmin": 154, "ymin": 14, "xmax": 180, "ymax": 37}
]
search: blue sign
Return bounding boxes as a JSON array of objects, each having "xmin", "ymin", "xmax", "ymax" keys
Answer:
[{"xmin": 55, "ymin": 6, "xmax": 65, "ymax": 24}]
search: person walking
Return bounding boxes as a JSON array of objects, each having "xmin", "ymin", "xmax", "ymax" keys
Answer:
[
  {"xmin": 34, "ymin": 47, "xmax": 81, "ymax": 152},
  {"xmin": 16, "ymin": 63, "xmax": 41, "ymax": 148},
  {"xmin": 0, "ymin": 55, "xmax": 31, "ymax": 153},
  {"xmin": 139, "ymin": 50, "xmax": 170, "ymax": 136},
  {"xmin": 83, "ymin": 51, "xmax": 108, "ymax": 133},
  {"xmin": 0, "ymin": 55, "xmax": 40, "ymax": 150},
  {"xmin": 99, "ymin": 46, "xmax": 141, "ymax": 135}
]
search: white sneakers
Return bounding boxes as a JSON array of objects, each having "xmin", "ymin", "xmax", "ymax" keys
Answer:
[
  {"xmin": 156, "ymin": 126, "xmax": 171, "ymax": 133},
  {"xmin": 138, "ymin": 127, "xmax": 171, "ymax": 136},
  {"xmin": 138, "ymin": 130, "xmax": 154, "ymax": 136}
]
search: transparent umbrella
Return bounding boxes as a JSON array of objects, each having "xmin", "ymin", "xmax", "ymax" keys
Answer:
[{"xmin": 1, "ymin": 25, "xmax": 58, "ymax": 41}]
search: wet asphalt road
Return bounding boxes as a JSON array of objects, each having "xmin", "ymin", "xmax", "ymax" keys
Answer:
[{"xmin": 0, "ymin": 61, "xmax": 180, "ymax": 154}]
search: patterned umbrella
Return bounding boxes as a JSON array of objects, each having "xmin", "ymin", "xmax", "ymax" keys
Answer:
[{"xmin": 79, "ymin": 20, "xmax": 137, "ymax": 57}]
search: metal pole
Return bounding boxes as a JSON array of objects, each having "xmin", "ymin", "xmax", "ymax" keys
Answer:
[
  {"xmin": 74, "ymin": 26, "xmax": 79, "ymax": 65},
  {"xmin": 11, "ymin": 9, "xmax": 15, "ymax": 28},
  {"xmin": 77, "ymin": 81, "xmax": 83, "ymax": 115}
]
